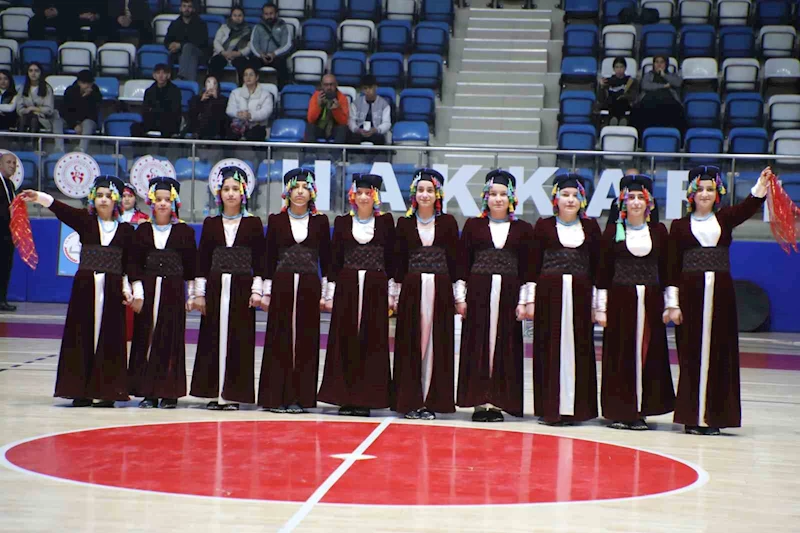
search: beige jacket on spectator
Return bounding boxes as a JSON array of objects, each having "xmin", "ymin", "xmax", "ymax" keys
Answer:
[
  {"xmin": 16, "ymin": 84, "xmax": 60, "ymax": 131},
  {"xmin": 226, "ymin": 84, "xmax": 274, "ymax": 126}
]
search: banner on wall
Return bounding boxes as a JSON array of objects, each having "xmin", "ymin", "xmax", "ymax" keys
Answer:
[{"xmin": 57, "ymin": 223, "xmax": 81, "ymax": 277}]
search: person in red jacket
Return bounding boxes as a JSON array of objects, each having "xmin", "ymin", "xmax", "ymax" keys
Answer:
[{"xmin": 304, "ymin": 74, "xmax": 348, "ymax": 144}]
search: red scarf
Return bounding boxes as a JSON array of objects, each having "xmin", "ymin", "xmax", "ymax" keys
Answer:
[{"xmin": 9, "ymin": 196, "xmax": 38, "ymax": 269}]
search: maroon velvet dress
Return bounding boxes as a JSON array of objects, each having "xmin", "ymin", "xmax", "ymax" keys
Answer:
[
  {"xmin": 48, "ymin": 200, "xmax": 135, "ymax": 402},
  {"xmin": 456, "ymin": 217, "xmax": 534, "ymax": 418},
  {"xmin": 127, "ymin": 222, "xmax": 197, "ymax": 400},
  {"xmin": 257, "ymin": 212, "xmax": 331, "ymax": 409},
  {"xmin": 531, "ymin": 217, "xmax": 601, "ymax": 423},
  {"xmin": 190, "ymin": 215, "xmax": 265, "ymax": 404},
  {"xmin": 597, "ymin": 222, "xmax": 675, "ymax": 423},
  {"xmin": 668, "ymin": 194, "xmax": 766, "ymax": 429},
  {"xmin": 318, "ymin": 213, "xmax": 395, "ymax": 409},
  {"xmin": 392, "ymin": 214, "xmax": 459, "ymax": 415}
]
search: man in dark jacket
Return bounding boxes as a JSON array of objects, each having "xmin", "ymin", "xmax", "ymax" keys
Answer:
[
  {"xmin": 62, "ymin": 70, "xmax": 101, "ymax": 152},
  {"xmin": 106, "ymin": 0, "xmax": 153, "ymax": 43},
  {"xmin": 28, "ymin": 0, "xmax": 79, "ymax": 41},
  {"xmin": 165, "ymin": 0, "xmax": 208, "ymax": 82},
  {"xmin": 131, "ymin": 64, "xmax": 183, "ymax": 138},
  {"xmin": 0, "ymin": 152, "xmax": 17, "ymax": 312}
]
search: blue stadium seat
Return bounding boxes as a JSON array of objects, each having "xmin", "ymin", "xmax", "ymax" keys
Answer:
[
  {"xmin": 560, "ymin": 56, "xmax": 597, "ymax": 85},
  {"xmin": 557, "ymin": 124, "xmax": 597, "ymax": 151},
  {"xmin": 377, "ymin": 87, "xmax": 397, "ymax": 117},
  {"xmin": 269, "ymin": 118, "xmax": 306, "ymax": 142},
  {"xmin": 407, "ymin": 53, "xmax": 443, "ymax": 92},
  {"xmin": 93, "ymin": 154, "xmax": 128, "ymax": 179},
  {"xmin": 642, "ymin": 127, "xmax": 681, "ymax": 161},
  {"xmin": 173, "ymin": 80, "xmax": 199, "ymax": 112},
  {"xmin": 14, "ymin": 75, "xmax": 25, "ymax": 89},
  {"xmin": 719, "ymin": 27, "xmax": 755, "ymax": 60},
  {"xmin": 310, "ymin": 0, "xmax": 346, "ymax": 21},
  {"xmin": 563, "ymin": 0, "xmax": 600, "ymax": 19},
  {"xmin": 280, "ymin": 84, "xmax": 315, "ymax": 119},
  {"xmin": 104, "ymin": 112, "xmax": 143, "ymax": 141},
  {"xmin": 348, "ymin": 0, "xmax": 381, "ymax": 21},
  {"xmin": 137, "ymin": 44, "xmax": 170, "ymax": 78},
  {"xmin": 44, "ymin": 153, "xmax": 64, "ymax": 191},
  {"xmin": 559, "ymin": 90, "xmax": 596, "ymax": 125},
  {"xmin": 724, "ymin": 92, "xmax": 764, "ymax": 128},
  {"xmin": 164, "ymin": 0, "xmax": 182, "ymax": 12},
  {"xmin": 95, "ymin": 77, "xmax": 120, "ymax": 100},
  {"xmin": 219, "ymin": 81, "xmax": 237, "ymax": 98},
  {"xmin": 399, "ymin": 88, "xmax": 436, "ymax": 126},
  {"xmin": 392, "ymin": 121, "xmax": 430, "ymax": 144},
  {"xmin": 393, "ymin": 164, "xmax": 418, "ymax": 199},
  {"xmin": 602, "ymin": 0, "xmax": 636, "ymax": 24},
  {"xmin": 174, "ymin": 158, "xmax": 213, "ymax": 182},
  {"xmin": 15, "ymin": 151, "xmax": 39, "ymax": 189},
  {"xmin": 684, "ymin": 92, "xmax": 721, "ymax": 128},
  {"xmin": 302, "ymin": 19, "xmax": 338, "ymax": 51},
  {"xmin": 200, "ymin": 14, "xmax": 226, "ymax": 43},
  {"xmin": 256, "ymin": 159, "xmax": 285, "ymax": 183},
  {"xmin": 19, "ymin": 41, "xmax": 58, "ymax": 74},
  {"xmin": 679, "ymin": 25, "xmax": 716, "ymax": 58},
  {"xmin": 685, "ymin": 128, "xmax": 724, "ymax": 163},
  {"xmin": 563, "ymin": 24, "xmax": 599, "ymax": 57},
  {"xmin": 420, "ymin": 0, "xmax": 454, "ymax": 26},
  {"xmin": 377, "ymin": 20, "xmax": 412, "ymax": 53},
  {"xmin": 414, "ymin": 22, "xmax": 450, "ymax": 57},
  {"xmin": 331, "ymin": 51, "xmax": 367, "ymax": 86},
  {"xmin": 755, "ymin": 0, "xmax": 791, "ymax": 26},
  {"xmin": 369, "ymin": 52, "xmax": 405, "ymax": 88},
  {"xmin": 728, "ymin": 127, "xmax": 769, "ymax": 154},
  {"xmin": 241, "ymin": 0, "xmax": 264, "ymax": 17},
  {"xmin": 640, "ymin": 24, "xmax": 676, "ymax": 58}
]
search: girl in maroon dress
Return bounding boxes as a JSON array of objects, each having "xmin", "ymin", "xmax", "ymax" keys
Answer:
[
  {"xmin": 21, "ymin": 176, "xmax": 135, "ymax": 407},
  {"xmin": 128, "ymin": 177, "xmax": 196, "ymax": 409},
  {"xmin": 667, "ymin": 166, "xmax": 771, "ymax": 435},
  {"xmin": 457, "ymin": 170, "xmax": 534, "ymax": 422},
  {"xmin": 258, "ymin": 168, "xmax": 331, "ymax": 413},
  {"xmin": 190, "ymin": 166, "xmax": 265, "ymax": 411},
  {"xmin": 531, "ymin": 173, "xmax": 602, "ymax": 426},
  {"xmin": 596, "ymin": 174, "xmax": 674, "ymax": 430},
  {"xmin": 393, "ymin": 169, "xmax": 459, "ymax": 420},
  {"xmin": 318, "ymin": 173, "xmax": 395, "ymax": 417}
]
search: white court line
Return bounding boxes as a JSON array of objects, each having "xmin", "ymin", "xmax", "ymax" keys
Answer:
[{"xmin": 276, "ymin": 417, "xmax": 393, "ymax": 533}]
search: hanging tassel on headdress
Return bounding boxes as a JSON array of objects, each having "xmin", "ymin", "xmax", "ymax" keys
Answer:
[
  {"xmin": 615, "ymin": 219, "xmax": 626, "ymax": 242},
  {"xmin": 767, "ymin": 173, "xmax": 800, "ymax": 254}
]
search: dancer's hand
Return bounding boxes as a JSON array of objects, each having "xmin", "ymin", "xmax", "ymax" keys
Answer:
[
  {"xmin": 669, "ymin": 308, "xmax": 682, "ymax": 325},
  {"xmin": 131, "ymin": 298, "xmax": 144, "ymax": 314},
  {"xmin": 185, "ymin": 298, "xmax": 194, "ymax": 312},
  {"xmin": 20, "ymin": 190, "xmax": 39, "ymax": 203},
  {"xmin": 662, "ymin": 309, "xmax": 670, "ymax": 324},
  {"xmin": 194, "ymin": 296, "xmax": 206, "ymax": 315},
  {"xmin": 122, "ymin": 291, "xmax": 133, "ymax": 306},
  {"xmin": 249, "ymin": 294, "xmax": 261, "ymax": 309},
  {"xmin": 324, "ymin": 299, "xmax": 333, "ymax": 313},
  {"xmin": 758, "ymin": 166, "xmax": 774, "ymax": 187},
  {"xmin": 525, "ymin": 303, "xmax": 534, "ymax": 320},
  {"xmin": 515, "ymin": 304, "xmax": 526, "ymax": 322},
  {"xmin": 595, "ymin": 311, "xmax": 607, "ymax": 327},
  {"xmin": 455, "ymin": 302, "xmax": 466, "ymax": 318},
  {"xmin": 260, "ymin": 295, "xmax": 270, "ymax": 313},
  {"xmin": 319, "ymin": 298, "xmax": 326, "ymax": 311}
]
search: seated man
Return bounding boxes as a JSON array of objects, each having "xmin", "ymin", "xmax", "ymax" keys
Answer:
[
  {"xmin": 28, "ymin": 0, "xmax": 79, "ymax": 41},
  {"xmin": 61, "ymin": 70, "xmax": 101, "ymax": 152},
  {"xmin": 130, "ymin": 64, "xmax": 183, "ymax": 138},
  {"xmin": 165, "ymin": 0, "xmax": 208, "ymax": 82},
  {"xmin": 304, "ymin": 74, "xmax": 348, "ymax": 144},
  {"xmin": 107, "ymin": 0, "xmax": 153, "ymax": 43},
  {"xmin": 248, "ymin": 2, "xmax": 292, "ymax": 86},
  {"xmin": 347, "ymin": 75, "xmax": 392, "ymax": 146}
]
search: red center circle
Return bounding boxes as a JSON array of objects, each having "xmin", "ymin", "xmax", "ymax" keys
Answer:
[{"xmin": 3, "ymin": 421, "xmax": 702, "ymax": 505}]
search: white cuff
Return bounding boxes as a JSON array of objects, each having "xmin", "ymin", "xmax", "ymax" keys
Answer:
[
  {"xmin": 592, "ymin": 286, "xmax": 598, "ymax": 310},
  {"xmin": 752, "ymin": 181, "xmax": 768, "ymax": 199},
  {"xmin": 525, "ymin": 281, "xmax": 536, "ymax": 305},
  {"xmin": 132, "ymin": 280, "xmax": 144, "ymax": 300},
  {"xmin": 262, "ymin": 278, "xmax": 273, "ymax": 297},
  {"xmin": 518, "ymin": 285, "xmax": 527, "ymax": 305},
  {"xmin": 453, "ymin": 280, "xmax": 466, "ymax": 304},
  {"xmin": 37, "ymin": 192, "xmax": 54, "ymax": 207},
  {"xmin": 326, "ymin": 281, "xmax": 336, "ymax": 301},
  {"xmin": 195, "ymin": 277, "xmax": 207, "ymax": 297},
  {"xmin": 320, "ymin": 276, "xmax": 328, "ymax": 298},
  {"xmin": 122, "ymin": 275, "xmax": 132, "ymax": 296},
  {"xmin": 187, "ymin": 280, "xmax": 195, "ymax": 299},
  {"xmin": 596, "ymin": 288, "xmax": 608, "ymax": 313},
  {"xmin": 666, "ymin": 286, "xmax": 679, "ymax": 309},
  {"xmin": 251, "ymin": 276, "xmax": 263, "ymax": 296}
]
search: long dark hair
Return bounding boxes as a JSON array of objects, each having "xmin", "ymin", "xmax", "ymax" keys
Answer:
[
  {"xmin": 0, "ymin": 69, "xmax": 16, "ymax": 100},
  {"xmin": 22, "ymin": 62, "xmax": 50, "ymax": 98}
]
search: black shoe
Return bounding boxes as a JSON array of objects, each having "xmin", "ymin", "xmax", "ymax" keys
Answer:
[
  {"xmin": 92, "ymin": 400, "xmax": 115, "ymax": 408},
  {"xmin": 609, "ymin": 421, "xmax": 631, "ymax": 430},
  {"xmin": 339, "ymin": 405, "xmax": 355, "ymax": 416},
  {"xmin": 206, "ymin": 401, "xmax": 222, "ymax": 410},
  {"xmin": 160, "ymin": 398, "xmax": 177, "ymax": 409},
  {"xmin": 629, "ymin": 419, "xmax": 649, "ymax": 431},
  {"xmin": 353, "ymin": 407, "xmax": 370, "ymax": 417},
  {"xmin": 71, "ymin": 398, "xmax": 92, "ymax": 407},
  {"xmin": 286, "ymin": 403, "xmax": 305, "ymax": 414},
  {"xmin": 418, "ymin": 409, "xmax": 436, "ymax": 421},
  {"xmin": 539, "ymin": 419, "xmax": 573, "ymax": 426},
  {"xmin": 138, "ymin": 398, "xmax": 157, "ymax": 409},
  {"xmin": 268, "ymin": 406, "xmax": 288, "ymax": 413},
  {"xmin": 404, "ymin": 409, "xmax": 421, "ymax": 420},
  {"xmin": 472, "ymin": 409, "xmax": 489, "ymax": 422},
  {"xmin": 684, "ymin": 425, "xmax": 705, "ymax": 435},
  {"xmin": 0, "ymin": 302, "xmax": 17, "ymax": 311},
  {"xmin": 706, "ymin": 427, "xmax": 721, "ymax": 436},
  {"xmin": 221, "ymin": 403, "xmax": 239, "ymax": 411},
  {"xmin": 486, "ymin": 409, "xmax": 504, "ymax": 422}
]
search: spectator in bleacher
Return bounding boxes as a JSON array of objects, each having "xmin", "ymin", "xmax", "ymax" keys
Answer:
[
  {"xmin": 248, "ymin": 2, "xmax": 292, "ymax": 87},
  {"xmin": 131, "ymin": 63, "xmax": 183, "ymax": 138},
  {"xmin": 187, "ymin": 75, "xmax": 229, "ymax": 139},
  {"xmin": 107, "ymin": 0, "xmax": 154, "ymax": 43},
  {"xmin": 75, "ymin": 0, "xmax": 104, "ymax": 40},
  {"xmin": 634, "ymin": 55, "xmax": 685, "ymax": 135},
  {"xmin": 16, "ymin": 62, "xmax": 64, "ymax": 152},
  {"xmin": 347, "ymin": 75, "xmax": 391, "ymax": 146},
  {"xmin": 304, "ymin": 74, "xmax": 348, "ymax": 144},
  {"xmin": 600, "ymin": 57, "xmax": 636, "ymax": 126},
  {"xmin": 0, "ymin": 70, "xmax": 18, "ymax": 132},
  {"xmin": 165, "ymin": 0, "xmax": 209, "ymax": 83},
  {"xmin": 61, "ymin": 70, "xmax": 101, "ymax": 153},
  {"xmin": 28, "ymin": 1, "xmax": 79, "ymax": 42},
  {"xmin": 226, "ymin": 66, "xmax": 273, "ymax": 141},
  {"xmin": 0, "ymin": 152, "xmax": 17, "ymax": 312},
  {"xmin": 208, "ymin": 7, "xmax": 252, "ymax": 80}
]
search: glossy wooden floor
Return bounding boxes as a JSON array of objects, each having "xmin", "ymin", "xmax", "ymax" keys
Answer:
[{"xmin": 1, "ymin": 304, "xmax": 799, "ymax": 533}]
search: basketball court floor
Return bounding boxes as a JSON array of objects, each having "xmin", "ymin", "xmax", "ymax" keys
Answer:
[{"xmin": 1, "ymin": 303, "xmax": 799, "ymax": 532}]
